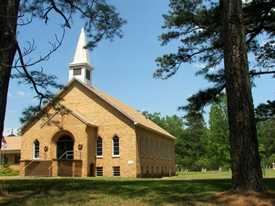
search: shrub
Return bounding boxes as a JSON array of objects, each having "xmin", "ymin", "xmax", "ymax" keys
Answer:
[{"xmin": 0, "ymin": 166, "xmax": 19, "ymax": 176}]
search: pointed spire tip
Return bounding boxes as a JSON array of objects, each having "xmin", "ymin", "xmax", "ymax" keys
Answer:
[{"xmin": 71, "ymin": 28, "xmax": 91, "ymax": 66}]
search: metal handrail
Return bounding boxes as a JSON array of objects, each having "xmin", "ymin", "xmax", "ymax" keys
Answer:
[
  {"xmin": 48, "ymin": 162, "xmax": 53, "ymax": 177},
  {"xmin": 48, "ymin": 150, "xmax": 74, "ymax": 176},
  {"xmin": 23, "ymin": 158, "xmax": 39, "ymax": 175},
  {"xmin": 58, "ymin": 150, "xmax": 73, "ymax": 160}
]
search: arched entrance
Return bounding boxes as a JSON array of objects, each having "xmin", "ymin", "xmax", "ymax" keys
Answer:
[
  {"xmin": 56, "ymin": 135, "xmax": 74, "ymax": 160},
  {"xmin": 56, "ymin": 135, "xmax": 74, "ymax": 177}
]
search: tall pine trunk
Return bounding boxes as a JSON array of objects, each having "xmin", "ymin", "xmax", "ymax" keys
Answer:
[
  {"xmin": 0, "ymin": 0, "xmax": 20, "ymax": 147},
  {"xmin": 222, "ymin": 0, "xmax": 264, "ymax": 191}
]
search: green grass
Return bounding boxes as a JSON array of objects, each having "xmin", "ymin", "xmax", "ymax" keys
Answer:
[
  {"xmin": 0, "ymin": 170, "xmax": 275, "ymax": 206},
  {"xmin": 172, "ymin": 169, "xmax": 275, "ymax": 180},
  {"xmin": 0, "ymin": 167, "xmax": 19, "ymax": 177},
  {"xmin": 0, "ymin": 178, "xmax": 232, "ymax": 206}
]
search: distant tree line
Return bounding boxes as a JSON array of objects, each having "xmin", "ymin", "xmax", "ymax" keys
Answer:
[{"xmin": 143, "ymin": 97, "xmax": 275, "ymax": 171}]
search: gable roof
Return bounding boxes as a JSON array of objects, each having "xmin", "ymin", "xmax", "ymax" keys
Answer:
[
  {"xmin": 75, "ymin": 80, "xmax": 175, "ymax": 139},
  {"xmin": 21, "ymin": 79, "xmax": 175, "ymax": 139},
  {"xmin": 1, "ymin": 136, "xmax": 21, "ymax": 151}
]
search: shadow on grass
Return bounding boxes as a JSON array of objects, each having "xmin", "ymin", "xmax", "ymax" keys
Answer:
[{"xmin": 0, "ymin": 178, "xmax": 275, "ymax": 206}]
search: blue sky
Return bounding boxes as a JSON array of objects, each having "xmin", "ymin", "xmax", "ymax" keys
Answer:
[{"xmin": 4, "ymin": 0, "xmax": 274, "ymax": 135}]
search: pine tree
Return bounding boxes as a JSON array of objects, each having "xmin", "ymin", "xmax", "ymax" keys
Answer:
[
  {"xmin": 155, "ymin": 0, "xmax": 274, "ymax": 191},
  {"xmin": 181, "ymin": 111, "xmax": 208, "ymax": 170},
  {"xmin": 222, "ymin": 0, "xmax": 263, "ymax": 191}
]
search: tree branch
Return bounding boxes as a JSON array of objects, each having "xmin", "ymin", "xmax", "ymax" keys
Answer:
[
  {"xmin": 15, "ymin": 41, "xmax": 46, "ymax": 108},
  {"xmin": 250, "ymin": 70, "xmax": 275, "ymax": 77},
  {"xmin": 12, "ymin": 28, "xmax": 65, "ymax": 69},
  {"xmin": 48, "ymin": 0, "xmax": 71, "ymax": 28},
  {"xmin": 245, "ymin": 2, "xmax": 273, "ymax": 44}
]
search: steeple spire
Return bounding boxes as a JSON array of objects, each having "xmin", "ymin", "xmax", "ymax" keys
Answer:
[
  {"xmin": 71, "ymin": 28, "xmax": 90, "ymax": 65},
  {"xmin": 69, "ymin": 28, "xmax": 93, "ymax": 85}
]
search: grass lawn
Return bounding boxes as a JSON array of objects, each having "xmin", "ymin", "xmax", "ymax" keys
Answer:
[
  {"xmin": 171, "ymin": 169, "xmax": 275, "ymax": 180},
  {"xmin": 0, "ymin": 170, "xmax": 275, "ymax": 206},
  {"xmin": 0, "ymin": 167, "xmax": 19, "ymax": 177}
]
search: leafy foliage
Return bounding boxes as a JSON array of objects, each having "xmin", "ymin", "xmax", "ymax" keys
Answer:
[
  {"xmin": 257, "ymin": 119, "xmax": 275, "ymax": 166},
  {"xmin": 255, "ymin": 100, "xmax": 275, "ymax": 121},
  {"xmin": 181, "ymin": 111, "xmax": 208, "ymax": 170},
  {"xmin": 19, "ymin": 105, "xmax": 42, "ymax": 125},
  {"xmin": 142, "ymin": 111, "xmax": 185, "ymax": 137},
  {"xmin": 143, "ymin": 111, "xmax": 209, "ymax": 170},
  {"xmin": 205, "ymin": 96, "xmax": 230, "ymax": 169},
  {"xmin": 0, "ymin": 166, "xmax": 19, "ymax": 176},
  {"xmin": 144, "ymin": 98, "xmax": 275, "ymax": 170}
]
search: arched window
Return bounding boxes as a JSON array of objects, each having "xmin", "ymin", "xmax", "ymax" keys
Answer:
[
  {"xmin": 112, "ymin": 136, "xmax": 120, "ymax": 156},
  {"xmin": 33, "ymin": 139, "xmax": 40, "ymax": 159},
  {"xmin": 96, "ymin": 136, "xmax": 103, "ymax": 157}
]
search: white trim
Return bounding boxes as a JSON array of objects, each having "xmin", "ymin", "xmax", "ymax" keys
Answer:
[
  {"xmin": 96, "ymin": 155, "xmax": 103, "ymax": 159},
  {"xmin": 32, "ymin": 140, "xmax": 40, "ymax": 160},
  {"xmin": 112, "ymin": 155, "xmax": 120, "ymax": 158}
]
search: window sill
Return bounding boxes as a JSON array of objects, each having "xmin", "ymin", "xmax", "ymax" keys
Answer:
[
  {"xmin": 112, "ymin": 155, "xmax": 120, "ymax": 158},
  {"xmin": 96, "ymin": 156, "xmax": 103, "ymax": 159}
]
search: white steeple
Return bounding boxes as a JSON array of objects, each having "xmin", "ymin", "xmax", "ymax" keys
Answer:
[{"xmin": 69, "ymin": 28, "xmax": 93, "ymax": 85}]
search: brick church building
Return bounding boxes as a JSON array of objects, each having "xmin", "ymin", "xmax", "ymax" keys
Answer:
[{"xmin": 19, "ymin": 29, "xmax": 176, "ymax": 177}]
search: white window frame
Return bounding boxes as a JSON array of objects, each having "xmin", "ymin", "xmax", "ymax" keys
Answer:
[
  {"xmin": 96, "ymin": 136, "xmax": 103, "ymax": 158},
  {"xmin": 112, "ymin": 136, "xmax": 120, "ymax": 157},
  {"xmin": 32, "ymin": 140, "xmax": 40, "ymax": 160}
]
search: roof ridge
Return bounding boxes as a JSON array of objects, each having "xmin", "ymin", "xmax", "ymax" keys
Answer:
[
  {"xmin": 78, "ymin": 81, "xmax": 175, "ymax": 139},
  {"xmin": 87, "ymin": 85, "xmax": 139, "ymax": 123},
  {"xmin": 20, "ymin": 79, "xmax": 175, "ymax": 139}
]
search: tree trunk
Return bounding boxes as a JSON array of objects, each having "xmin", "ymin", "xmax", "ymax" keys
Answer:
[
  {"xmin": 0, "ymin": 0, "xmax": 20, "ymax": 147},
  {"xmin": 222, "ymin": 0, "xmax": 264, "ymax": 192}
]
